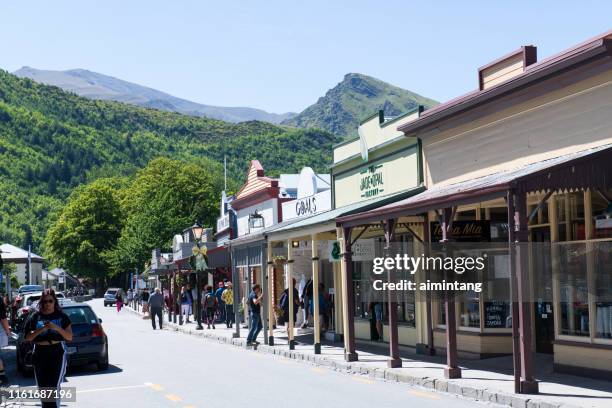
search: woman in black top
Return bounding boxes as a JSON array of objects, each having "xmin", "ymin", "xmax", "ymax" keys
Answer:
[{"xmin": 24, "ymin": 289, "xmax": 72, "ymax": 408}]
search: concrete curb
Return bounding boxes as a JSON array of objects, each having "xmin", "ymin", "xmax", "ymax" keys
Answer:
[{"xmin": 122, "ymin": 307, "xmax": 580, "ymax": 408}]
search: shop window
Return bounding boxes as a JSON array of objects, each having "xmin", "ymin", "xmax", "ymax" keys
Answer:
[
  {"xmin": 557, "ymin": 193, "xmax": 585, "ymax": 241},
  {"xmin": 488, "ymin": 207, "xmax": 509, "ymax": 242},
  {"xmin": 594, "ymin": 241, "xmax": 612, "ymax": 339},
  {"xmin": 559, "ymin": 243, "xmax": 589, "ymax": 336},
  {"xmin": 592, "ymin": 189, "xmax": 612, "ymax": 239},
  {"xmin": 484, "ymin": 252, "xmax": 512, "ymax": 328}
]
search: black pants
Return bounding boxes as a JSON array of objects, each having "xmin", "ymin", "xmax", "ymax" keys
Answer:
[
  {"xmin": 225, "ymin": 304, "xmax": 234, "ymax": 327},
  {"xmin": 205, "ymin": 308, "xmax": 216, "ymax": 326},
  {"xmin": 151, "ymin": 307, "xmax": 163, "ymax": 329},
  {"xmin": 32, "ymin": 343, "xmax": 67, "ymax": 408}
]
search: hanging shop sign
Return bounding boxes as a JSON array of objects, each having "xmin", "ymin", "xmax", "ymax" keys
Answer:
[
  {"xmin": 328, "ymin": 240, "xmax": 341, "ymax": 262},
  {"xmin": 352, "ymin": 238, "xmax": 376, "ymax": 261}
]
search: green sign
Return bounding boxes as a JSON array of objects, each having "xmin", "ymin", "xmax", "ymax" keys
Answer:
[{"xmin": 359, "ymin": 164, "xmax": 384, "ymax": 199}]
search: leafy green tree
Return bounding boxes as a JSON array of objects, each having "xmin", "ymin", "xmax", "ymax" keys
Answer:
[
  {"xmin": 106, "ymin": 158, "xmax": 223, "ymax": 275},
  {"xmin": 44, "ymin": 178, "xmax": 124, "ymax": 282}
]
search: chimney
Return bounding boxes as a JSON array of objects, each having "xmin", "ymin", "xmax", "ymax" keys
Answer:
[{"xmin": 478, "ymin": 45, "xmax": 537, "ymax": 91}]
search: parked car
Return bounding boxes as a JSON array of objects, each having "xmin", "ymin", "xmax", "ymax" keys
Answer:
[
  {"xmin": 13, "ymin": 292, "xmax": 66, "ymax": 331},
  {"xmin": 103, "ymin": 288, "xmax": 121, "ymax": 307},
  {"xmin": 17, "ymin": 285, "xmax": 43, "ymax": 294},
  {"xmin": 16, "ymin": 301, "xmax": 109, "ymax": 375}
]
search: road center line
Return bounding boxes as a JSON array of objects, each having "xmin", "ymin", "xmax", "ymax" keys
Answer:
[
  {"xmin": 78, "ymin": 384, "xmax": 149, "ymax": 393},
  {"xmin": 409, "ymin": 390, "xmax": 442, "ymax": 400}
]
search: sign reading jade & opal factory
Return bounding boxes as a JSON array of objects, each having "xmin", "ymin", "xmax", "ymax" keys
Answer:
[{"xmin": 360, "ymin": 164, "xmax": 384, "ymax": 199}]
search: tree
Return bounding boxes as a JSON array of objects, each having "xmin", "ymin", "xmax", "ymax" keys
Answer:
[
  {"xmin": 105, "ymin": 158, "xmax": 223, "ymax": 275},
  {"xmin": 44, "ymin": 178, "xmax": 124, "ymax": 283}
]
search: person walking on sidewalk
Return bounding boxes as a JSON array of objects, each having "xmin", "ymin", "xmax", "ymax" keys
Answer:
[
  {"xmin": 246, "ymin": 284, "xmax": 263, "ymax": 347},
  {"xmin": 202, "ymin": 285, "xmax": 218, "ymax": 329},
  {"xmin": 221, "ymin": 282, "xmax": 234, "ymax": 328},
  {"xmin": 126, "ymin": 289, "xmax": 134, "ymax": 308},
  {"xmin": 148, "ymin": 288, "xmax": 164, "ymax": 330},
  {"xmin": 180, "ymin": 286, "xmax": 192, "ymax": 324},
  {"xmin": 116, "ymin": 291, "xmax": 123, "ymax": 313},
  {"xmin": 141, "ymin": 288, "xmax": 150, "ymax": 315},
  {"xmin": 0, "ymin": 294, "xmax": 13, "ymax": 386},
  {"xmin": 214, "ymin": 281, "xmax": 226, "ymax": 323}
]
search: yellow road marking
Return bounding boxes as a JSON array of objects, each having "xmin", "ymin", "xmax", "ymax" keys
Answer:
[
  {"xmin": 183, "ymin": 406, "xmax": 196, "ymax": 408},
  {"xmin": 165, "ymin": 394, "xmax": 183, "ymax": 402},
  {"xmin": 409, "ymin": 390, "xmax": 441, "ymax": 400},
  {"xmin": 352, "ymin": 376, "xmax": 374, "ymax": 384},
  {"xmin": 78, "ymin": 385, "xmax": 148, "ymax": 393},
  {"xmin": 149, "ymin": 383, "xmax": 164, "ymax": 391},
  {"xmin": 311, "ymin": 367, "xmax": 325, "ymax": 373}
]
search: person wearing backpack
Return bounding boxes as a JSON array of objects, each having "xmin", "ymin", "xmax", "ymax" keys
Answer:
[
  {"xmin": 180, "ymin": 286, "xmax": 192, "ymax": 324},
  {"xmin": 279, "ymin": 278, "xmax": 300, "ymax": 331},
  {"xmin": 246, "ymin": 284, "xmax": 263, "ymax": 346},
  {"xmin": 202, "ymin": 285, "xmax": 218, "ymax": 329},
  {"xmin": 221, "ymin": 282, "xmax": 234, "ymax": 328}
]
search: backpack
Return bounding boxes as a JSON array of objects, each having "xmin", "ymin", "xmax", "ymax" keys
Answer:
[
  {"xmin": 279, "ymin": 291, "xmax": 288, "ymax": 309},
  {"xmin": 204, "ymin": 293, "xmax": 217, "ymax": 309}
]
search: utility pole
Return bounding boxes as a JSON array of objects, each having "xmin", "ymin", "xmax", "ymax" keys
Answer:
[{"xmin": 27, "ymin": 244, "xmax": 32, "ymax": 285}]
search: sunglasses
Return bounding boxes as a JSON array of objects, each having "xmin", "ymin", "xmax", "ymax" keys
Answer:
[{"xmin": 42, "ymin": 299, "xmax": 55, "ymax": 304}]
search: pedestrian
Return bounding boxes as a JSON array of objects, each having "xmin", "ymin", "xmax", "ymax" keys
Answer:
[
  {"xmin": 246, "ymin": 284, "xmax": 263, "ymax": 347},
  {"xmin": 127, "ymin": 289, "xmax": 134, "ymax": 308},
  {"xmin": 309, "ymin": 283, "xmax": 329, "ymax": 332},
  {"xmin": 141, "ymin": 288, "xmax": 150, "ymax": 314},
  {"xmin": 214, "ymin": 281, "xmax": 226, "ymax": 322},
  {"xmin": 116, "ymin": 291, "xmax": 123, "ymax": 312},
  {"xmin": 148, "ymin": 288, "xmax": 164, "ymax": 330},
  {"xmin": 369, "ymin": 301, "xmax": 383, "ymax": 341},
  {"xmin": 180, "ymin": 286, "xmax": 192, "ymax": 324},
  {"xmin": 24, "ymin": 289, "xmax": 73, "ymax": 408},
  {"xmin": 300, "ymin": 278, "xmax": 313, "ymax": 329},
  {"xmin": 221, "ymin": 281, "xmax": 234, "ymax": 328},
  {"xmin": 279, "ymin": 278, "xmax": 300, "ymax": 333},
  {"xmin": 0, "ymin": 292, "xmax": 12, "ymax": 386},
  {"xmin": 202, "ymin": 285, "xmax": 217, "ymax": 329}
]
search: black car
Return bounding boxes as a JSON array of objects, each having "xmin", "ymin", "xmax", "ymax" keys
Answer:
[{"xmin": 16, "ymin": 301, "xmax": 109, "ymax": 375}]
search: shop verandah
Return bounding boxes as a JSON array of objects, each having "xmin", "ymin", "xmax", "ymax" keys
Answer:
[{"xmin": 336, "ymin": 144, "xmax": 612, "ymax": 394}]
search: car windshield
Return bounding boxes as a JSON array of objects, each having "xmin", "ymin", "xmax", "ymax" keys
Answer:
[
  {"xmin": 106, "ymin": 290, "xmax": 117, "ymax": 295},
  {"xmin": 64, "ymin": 306, "xmax": 98, "ymax": 325},
  {"xmin": 26, "ymin": 295, "xmax": 41, "ymax": 305}
]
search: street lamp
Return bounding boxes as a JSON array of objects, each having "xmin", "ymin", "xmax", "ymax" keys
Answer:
[{"xmin": 190, "ymin": 222, "xmax": 207, "ymax": 330}]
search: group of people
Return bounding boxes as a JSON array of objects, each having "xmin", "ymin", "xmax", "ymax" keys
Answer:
[
  {"xmin": 277, "ymin": 278, "xmax": 331, "ymax": 332},
  {"xmin": 136, "ymin": 281, "xmax": 235, "ymax": 331}
]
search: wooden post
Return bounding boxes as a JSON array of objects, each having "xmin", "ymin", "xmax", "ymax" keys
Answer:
[
  {"xmin": 287, "ymin": 239, "xmax": 296, "ymax": 350},
  {"xmin": 515, "ymin": 190, "xmax": 539, "ymax": 394},
  {"xmin": 267, "ymin": 241, "xmax": 275, "ymax": 345},
  {"xmin": 441, "ymin": 207, "xmax": 461, "ymax": 379},
  {"xmin": 423, "ymin": 213, "xmax": 435, "ymax": 355},
  {"xmin": 312, "ymin": 235, "xmax": 321, "ymax": 354},
  {"xmin": 333, "ymin": 261, "xmax": 343, "ymax": 336},
  {"xmin": 261, "ymin": 243, "xmax": 269, "ymax": 345},
  {"xmin": 385, "ymin": 219, "xmax": 401, "ymax": 367},
  {"xmin": 341, "ymin": 226, "xmax": 358, "ymax": 361},
  {"xmin": 507, "ymin": 190, "xmax": 521, "ymax": 394}
]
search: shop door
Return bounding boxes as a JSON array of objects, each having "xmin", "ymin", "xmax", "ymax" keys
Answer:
[{"xmin": 531, "ymin": 227, "xmax": 554, "ymax": 354}]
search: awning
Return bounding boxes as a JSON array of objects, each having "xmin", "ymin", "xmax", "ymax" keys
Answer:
[{"xmin": 338, "ymin": 143, "xmax": 612, "ymax": 227}]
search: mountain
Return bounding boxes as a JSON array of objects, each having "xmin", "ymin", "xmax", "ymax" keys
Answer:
[
  {"xmin": 13, "ymin": 66, "xmax": 296, "ymax": 124},
  {"xmin": 282, "ymin": 73, "xmax": 438, "ymax": 137},
  {"xmin": 0, "ymin": 70, "xmax": 339, "ymax": 252}
]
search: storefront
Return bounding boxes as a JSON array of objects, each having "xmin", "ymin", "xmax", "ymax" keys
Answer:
[{"xmin": 337, "ymin": 32, "xmax": 612, "ymax": 391}]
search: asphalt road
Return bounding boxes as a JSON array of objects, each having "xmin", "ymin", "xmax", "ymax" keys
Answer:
[{"xmin": 4, "ymin": 299, "xmax": 494, "ymax": 407}]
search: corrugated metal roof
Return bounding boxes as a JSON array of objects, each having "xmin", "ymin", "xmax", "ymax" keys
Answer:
[
  {"xmin": 0, "ymin": 243, "xmax": 44, "ymax": 261},
  {"xmin": 339, "ymin": 143, "xmax": 612, "ymax": 224}
]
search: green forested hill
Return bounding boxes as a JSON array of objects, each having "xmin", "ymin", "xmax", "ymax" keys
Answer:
[
  {"xmin": 283, "ymin": 73, "xmax": 438, "ymax": 138},
  {"xmin": 0, "ymin": 70, "xmax": 339, "ymax": 253}
]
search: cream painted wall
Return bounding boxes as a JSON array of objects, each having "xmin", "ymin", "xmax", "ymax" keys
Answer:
[
  {"xmin": 236, "ymin": 199, "xmax": 278, "ymax": 237},
  {"xmin": 334, "ymin": 148, "xmax": 419, "ymax": 207},
  {"xmin": 421, "ymin": 71, "xmax": 612, "ymax": 187},
  {"xmin": 554, "ymin": 343, "xmax": 612, "ymax": 373}
]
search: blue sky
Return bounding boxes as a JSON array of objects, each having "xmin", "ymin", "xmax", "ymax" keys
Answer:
[{"xmin": 0, "ymin": 1, "xmax": 610, "ymax": 113}]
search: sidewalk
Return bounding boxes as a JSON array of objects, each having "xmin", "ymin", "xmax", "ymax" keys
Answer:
[{"xmin": 125, "ymin": 306, "xmax": 612, "ymax": 408}]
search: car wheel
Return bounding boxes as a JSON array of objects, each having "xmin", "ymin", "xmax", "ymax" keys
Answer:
[{"xmin": 97, "ymin": 358, "xmax": 109, "ymax": 371}]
